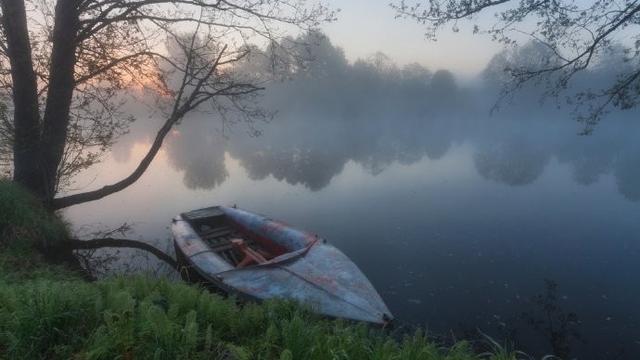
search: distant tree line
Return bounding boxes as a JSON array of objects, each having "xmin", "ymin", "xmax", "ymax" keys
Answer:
[{"xmin": 394, "ymin": 0, "xmax": 640, "ymax": 133}]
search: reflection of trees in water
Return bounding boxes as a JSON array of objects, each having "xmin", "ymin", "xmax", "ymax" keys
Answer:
[
  {"xmin": 556, "ymin": 136, "xmax": 615, "ymax": 186},
  {"xmin": 473, "ymin": 135, "xmax": 551, "ymax": 186},
  {"xmin": 469, "ymin": 114, "xmax": 640, "ymax": 202},
  {"xmin": 556, "ymin": 124, "xmax": 640, "ymax": 202},
  {"xmin": 104, "ymin": 32, "xmax": 465, "ymax": 191},
  {"xmin": 469, "ymin": 41, "xmax": 640, "ymax": 200},
  {"xmin": 103, "ymin": 33, "xmax": 640, "ymax": 199},
  {"xmin": 117, "ymin": 98, "xmax": 640, "ymax": 198},
  {"xmin": 224, "ymin": 112, "xmax": 461, "ymax": 190},
  {"xmin": 236, "ymin": 147, "xmax": 346, "ymax": 191},
  {"xmin": 108, "ymin": 103, "xmax": 230, "ymax": 190},
  {"xmin": 614, "ymin": 148, "xmax": 640, "ymax": 202},
  {"xmin": 164, "ymin": 118, "xmax": 228, "ymax": 190},
  {"xmin": 450, "ymin": 279, "xmax": 583, "ymax": 359},
  {"xmin": 144, "ymin": 98, "xmax": 640, "ymax": 199},
  {"xmin": 521, "ymin": 279, "xmax": 582, "ymax": 359},
  {"xmin": 110, "ymin": 101, "xmax": 640, "ymax": 200},
  {"xmin": 219, "ymin": 33, "xmax": 465, "ymax": 191}
]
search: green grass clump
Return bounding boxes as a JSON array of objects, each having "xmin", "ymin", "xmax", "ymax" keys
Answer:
[
  {"xmin": 0, "ymin": 179, "xmax": 68, "ymax": 251},
  {"xmin": 0, "ymin": 276, "xmax": 521, "ymax": 360},
  {"xmin": 0, "ymin": 180, "xmax": 76, "ymax": 281}
]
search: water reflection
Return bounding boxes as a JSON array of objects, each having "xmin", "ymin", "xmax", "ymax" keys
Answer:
[
  {"xmin": 473, "ymin": 134, "xmax": 551, "ymax": 187},
  {"xmin": 165, "ymin": 121, "xmax": 228, "ymax": 190},
  {"xmin": 71, "ymin": 34, "xmax": 640, "ymax": 359},
  {"xmin": 110, "ymin": 93, "xmax": 640, "ymax": 203},
  {"xmin": 521, "ymin": 279, "xmax": 583, "ymax": 359},
  {"xmin": 105, "ymin": 35, "xmax": 640, "ymax": 202}
]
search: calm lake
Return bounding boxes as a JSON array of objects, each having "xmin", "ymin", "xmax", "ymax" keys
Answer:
[{"xmin": 63, "ymin": 85, "xmax": 640, "ymax": 359}]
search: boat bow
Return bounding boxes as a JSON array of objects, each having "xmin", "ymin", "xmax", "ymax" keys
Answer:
[{"xmin": 217, "ymin": 242, "xmax": 392, "ymax": 324}]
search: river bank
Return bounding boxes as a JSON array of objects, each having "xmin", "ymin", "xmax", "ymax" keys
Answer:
[{"xmin": 0, "ymin": 180, "xmax": 520, "ymax": 359}]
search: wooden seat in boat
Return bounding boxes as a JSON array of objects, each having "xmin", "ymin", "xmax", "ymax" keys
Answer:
[
  {"xmin": 186, "ymin": 211, "xmax": 273, "ymax": 267},
  {"xmin": 231, "ymin": 238, "xmax": 268, "ymax": 268}
]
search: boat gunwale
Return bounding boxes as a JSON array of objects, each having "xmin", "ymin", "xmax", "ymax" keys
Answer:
[{"xmin": 171, "ymin": 206, "xmax": 393, "ymax": 325}]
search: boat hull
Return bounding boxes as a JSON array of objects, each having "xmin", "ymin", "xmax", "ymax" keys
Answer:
[{"xmin": 172, "ymin": 206, "xmax": 393, "ymax": 324}]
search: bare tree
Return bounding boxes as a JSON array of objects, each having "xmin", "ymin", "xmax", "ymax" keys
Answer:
[
  {"xmin": 393, "ymin": 0, "xmax": 640, "ymax": 133},
  {"xmin": 0, "ymin": 0, "xmax": 335, "ymax": 207}
]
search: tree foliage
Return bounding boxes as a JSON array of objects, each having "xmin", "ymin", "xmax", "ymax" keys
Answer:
[
  {"xmin": 0, "ymin": 0, "xmax": 334, "ymax": 208},
  {"xmin": 393, "ymin": 0, "xmax": 640, "ymax": 133}
]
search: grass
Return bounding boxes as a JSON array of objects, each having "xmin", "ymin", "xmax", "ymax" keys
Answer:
[
  {"xmin": 0, "ymin": 180, "xmax": 525, "ymax": 359},
  {"xmin": 0, "ymin": 179, "xmax": 76, "ymax": 282},
  {"xmin": 1, "ymin": 276, "xmax": 502, "ymax": 360},
  {"xmin": 0, "ymin": 179, "xmax": 68, "ymax": 250}
]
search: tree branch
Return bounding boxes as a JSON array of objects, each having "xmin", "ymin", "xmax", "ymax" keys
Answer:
[
  {"xmin": 74, "ymin": 51, "xmax": 181, "ymax": 85},
  {"xmin": 50, "ymin": 109, "xmax": 179, "ymax": 209},
  {"xmin": 50, "ymin": 44, "xmax": 249, "ymax": 209},
  {"xmin": 64, "ymin": 238, "xmax": 179, "ymax": 270}
]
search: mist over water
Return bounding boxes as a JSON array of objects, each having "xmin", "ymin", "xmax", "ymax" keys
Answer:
[{"xmin": 65, "ymin": 35, "xmax": 640, "ymax": 359}]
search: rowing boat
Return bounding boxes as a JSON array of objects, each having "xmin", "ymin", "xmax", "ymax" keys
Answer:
[{"xmin": 171, "ymin": 206, "xmax": 393, "ymax": 325}]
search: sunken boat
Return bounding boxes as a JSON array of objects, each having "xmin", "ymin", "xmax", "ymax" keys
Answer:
[{"xmin": 172, "ymin": 206, "xmax": 393, "ymax": 325}]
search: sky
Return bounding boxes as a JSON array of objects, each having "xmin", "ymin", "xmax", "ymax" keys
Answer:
[{"xmin": 322, "ymin": 0, "xmax": 503, "ymax": 79}]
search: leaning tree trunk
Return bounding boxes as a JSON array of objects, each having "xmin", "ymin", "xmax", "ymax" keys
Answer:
[
  {"xmin": 1, "ymin": 0, "xmax": 45, "ymax": 198},
  {"xmin": 39, "ymin": 0, "xmax": 80, "ymax": 202}
]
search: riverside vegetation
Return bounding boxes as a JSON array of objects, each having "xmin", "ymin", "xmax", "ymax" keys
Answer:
[{"xmin": 0, "ymin": 180, "xmax": 524, "ymax": 359}]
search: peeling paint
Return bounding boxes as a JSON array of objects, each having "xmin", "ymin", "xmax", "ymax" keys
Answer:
[{"xmin": 172, "ymin": 206, "xmax": 393, "ymax": 324}]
